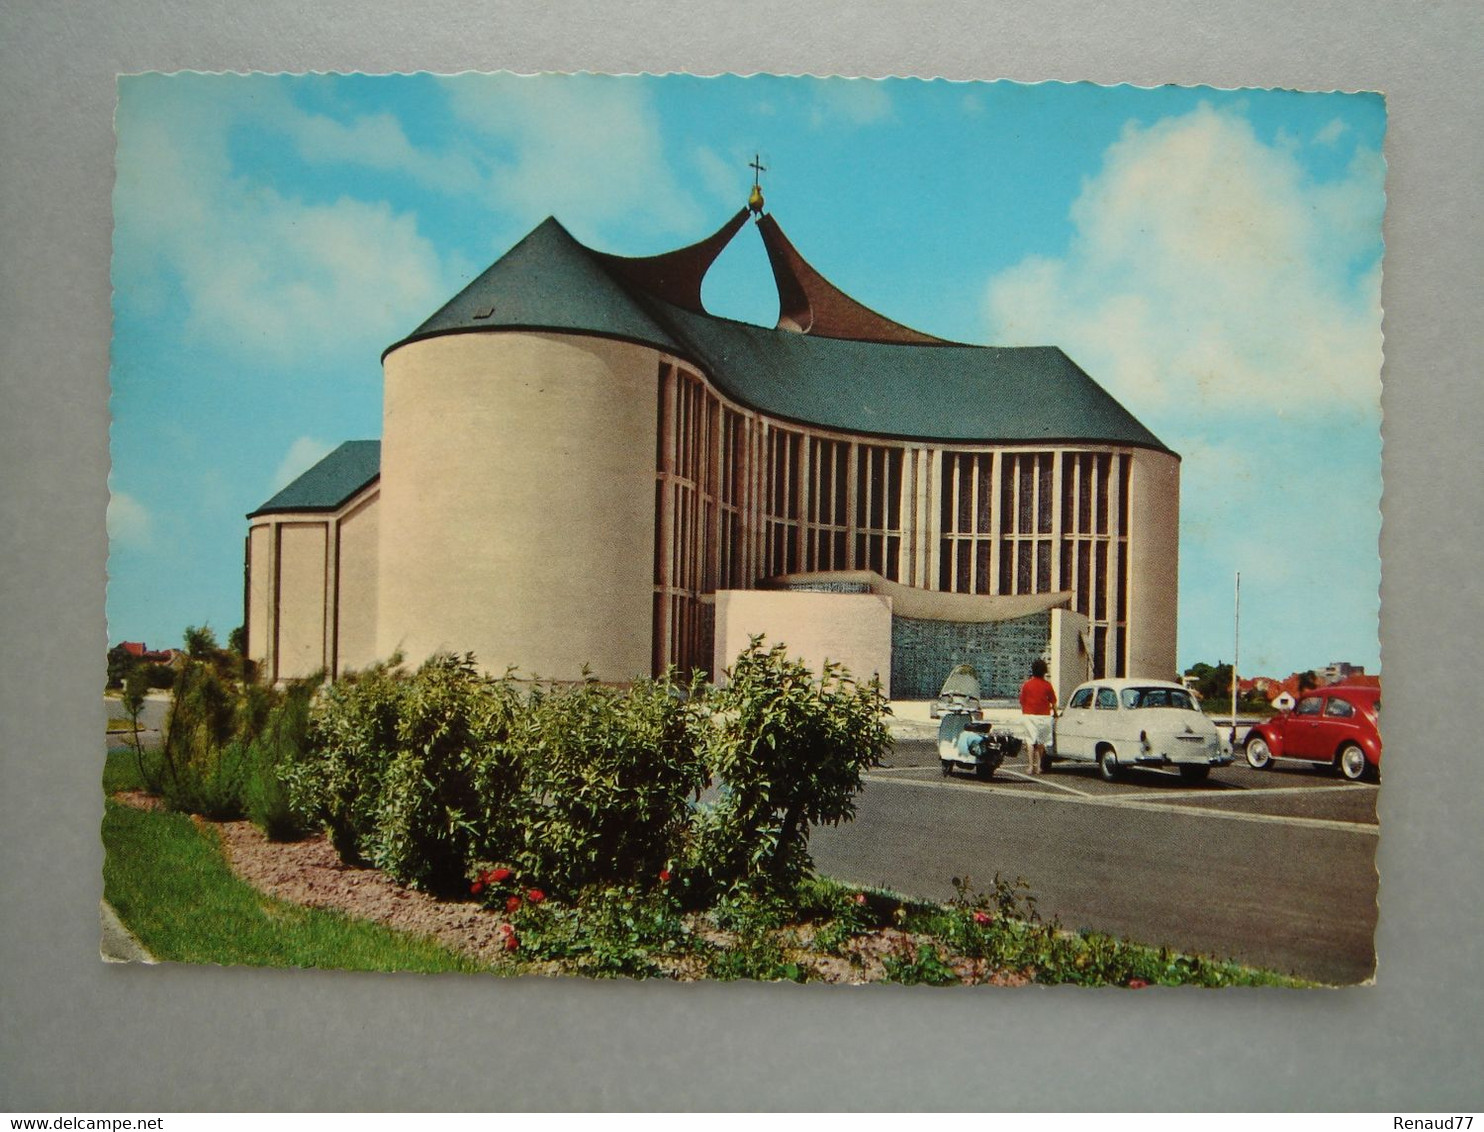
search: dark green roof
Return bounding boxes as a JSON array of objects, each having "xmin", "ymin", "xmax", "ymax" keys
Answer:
[
  {"xmin": 249, "ymin": 440, "xmax": 380, "ymax": 517},
  {"xmin": 386, "ymin": 218, "xmax": 1173, "ymax": 453}
]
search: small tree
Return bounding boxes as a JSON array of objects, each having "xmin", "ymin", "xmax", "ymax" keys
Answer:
[
  {"xmin": 698, "ymin": 639, "xmax": 892, "ymax": 894},
  {"xmin": 184, "ymin": 624, "xmax": 219, "ymax": 659},
  {"xmin": 121, "ymin": 663, "xmax": 151, "ymax": 788}
]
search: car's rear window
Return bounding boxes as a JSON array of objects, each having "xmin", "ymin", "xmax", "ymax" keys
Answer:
[{"xmin": 1122, "ymin": 687, "xmax": 1196, "ymax": 710}]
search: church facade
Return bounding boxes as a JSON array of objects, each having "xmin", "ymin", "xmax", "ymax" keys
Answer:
[{"xmin": 244, "ymin": 202, "xmax": 1180, "ymax": 699}]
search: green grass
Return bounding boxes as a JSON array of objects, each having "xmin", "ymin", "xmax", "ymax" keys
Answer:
[{"xmin": 101, "ymin": 800, "xmax": 490, "ymax": 974}]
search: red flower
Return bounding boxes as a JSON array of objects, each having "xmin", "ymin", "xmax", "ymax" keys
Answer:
[
  {"xmin": 1128, "ymin": 978, "xmax": 1149, "ymax": 989},
  {"xmin": 526, "ymin": 888, "xmax": 546, "ymax": 904},
  {"xmin": 470, "ymin": 881, "xmax": 485, "ymax": 895},
  {"xmin": 503, "ymin": 933, "xmax": 520, "ymax": 952},
  {"xmin": 490, "ymin": 867, "xmax": 512, "ymax": 883},
  {"xmin": 505, "ymin": 895, "xmax": 521, "ymax": 914},
  {"xmin": 973, "ymin": 911, "xmax": 991, "ymax": 926},
  {"xmin": 854, "ymin": 893, "xmax": 867, "ymax": 906},
  {"xmin": 497, "ymin": 922, "xmax": 514, "ymax": 936},
  {"xmin": 659, "ymin": 869, "xmax": 672, "ymax": 884}
]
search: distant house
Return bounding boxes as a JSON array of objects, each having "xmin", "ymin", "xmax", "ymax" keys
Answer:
[
  {"xmin": 114, "ymin": 641, "xmax": 180, "ymax": 666},
  {"xmin": 1318, "ymin": 661, "xmax": 1366, "ymax": 684}
]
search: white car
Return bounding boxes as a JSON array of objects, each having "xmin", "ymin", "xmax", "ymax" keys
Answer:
[{"xmin": 1054, "ymin": 678, "xmax": 1233, "ymax": 782}]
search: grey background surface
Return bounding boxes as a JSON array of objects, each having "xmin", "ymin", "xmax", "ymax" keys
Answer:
[{"xmin": 2, "ymin": 0, "xmax": 1480, "ymax": 1112}]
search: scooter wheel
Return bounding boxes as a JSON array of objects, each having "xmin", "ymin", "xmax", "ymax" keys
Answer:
[{"xmin": 941, "ymin": 760, "xmax": 953, "ymax": 778}]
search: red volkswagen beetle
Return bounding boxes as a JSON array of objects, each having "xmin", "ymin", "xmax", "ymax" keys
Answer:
[{"xmin": 1244, "ymin": 683, "xmax": 1382, "ymax": 781}]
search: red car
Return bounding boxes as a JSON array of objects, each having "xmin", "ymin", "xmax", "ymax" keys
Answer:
[{"xmin": 1243, "ymin": 683, "xmax": 1382, "ymax": 781}]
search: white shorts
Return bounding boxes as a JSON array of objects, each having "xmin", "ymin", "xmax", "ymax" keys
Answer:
[{"xmin": 1022, "ymin": 714, "xmax": 1054, "ymax": 746}]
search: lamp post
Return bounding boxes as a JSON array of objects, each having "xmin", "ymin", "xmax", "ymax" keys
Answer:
[{"xmin": 1231, "ymin": 571, "xmax": 1241, "ymax": 747}]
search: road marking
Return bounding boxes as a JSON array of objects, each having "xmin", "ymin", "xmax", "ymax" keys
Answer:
[
  {"xmin": 996, "ymin": 767, "xmax": 1095, "ymax": 798},
  {"xmin": 866, "ymin": 771, "xmax": 1379, "ymax": 835},
  {"xmin": 1145, "ymin": 782, "xmax": 1377, "ymax": 800}
]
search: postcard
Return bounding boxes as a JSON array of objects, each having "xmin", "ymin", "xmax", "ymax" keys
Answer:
[{"xmin": 104, "ymin": 73, "xmax": 1385, "ymax": 985}]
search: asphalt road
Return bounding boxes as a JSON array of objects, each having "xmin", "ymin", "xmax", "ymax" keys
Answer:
[{"xmin": 811, "ymin": 736, "xmax": 1380, "ymax": 985}]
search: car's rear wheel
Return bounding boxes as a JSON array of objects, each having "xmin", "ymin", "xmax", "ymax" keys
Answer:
[
  {"xmin": 1245, "ymin": 736, "xmax": 1273, "ymax": 770},
  {"xmin": 1097, "ymin": 745, "xmax": 1120, "ymax": 782},
  {"xmin": 1336, "ymin": 743, "xmax": 1369, "ymax": 782},
  {"xmin": 1178, "ymin": 764, "xmax": 1211, "ymax": 783}
]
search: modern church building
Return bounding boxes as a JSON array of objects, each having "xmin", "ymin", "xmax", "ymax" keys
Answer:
[{"xmin": 245, "ymin": 197, "xmax": 1179, "ymax": 701}]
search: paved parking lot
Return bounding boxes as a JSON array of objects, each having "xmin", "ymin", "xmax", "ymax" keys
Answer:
[{"xmin": 878, "ymin": 736, "xmax": 1379, "ymax": 833}]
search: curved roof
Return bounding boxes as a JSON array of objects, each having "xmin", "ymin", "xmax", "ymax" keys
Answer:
[
  {"xmin": 386, "ymin": 214, "xmax": 1173, "ymax": 454},
  {"xmin": 248, "ymin": 440, "xmax": 380, "ymax": 518}
]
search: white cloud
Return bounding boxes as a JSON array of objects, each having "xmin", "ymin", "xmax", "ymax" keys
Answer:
[
  {"xmin": 984, "ymin": 104, "xmax": 1384, "ymax": 425},
  {"xmin": 107, "ymin": 490, "xmax": 152, "ymax": 548},
  {"xmin": 270, "ymin": 437, "xmax": 335, "ymax": 494},
  {"xmin": 113, "ymin": 82, "xmax": 461, "ymax": 367},
  {"xmin": 280, "ymin": 109, "xmax": 484, "ymax": 197},
  {"xmin": 1314, "ymin": 117, "xmax": 1349, "ymax": 146},
  {"xmin": 809, "ymin": 78, "xmax": 894, "ymax": 127},
  {"xmin": 440, "ymin": 74, "xmax": 704, "ymax": 241},
  {"xmin": 694, "ymin": 146, "xmax": 749, "ymax": 209}
]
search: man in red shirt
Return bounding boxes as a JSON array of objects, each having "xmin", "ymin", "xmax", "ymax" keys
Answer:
[{"xmin": 1018, "ymin": 658, "xmax": 1058, "ymax": 775}]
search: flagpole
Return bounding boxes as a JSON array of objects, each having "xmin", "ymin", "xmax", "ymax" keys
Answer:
[{"xmin": 1231, "ymin": 571, "xmax": 1241, "ymax": 747}]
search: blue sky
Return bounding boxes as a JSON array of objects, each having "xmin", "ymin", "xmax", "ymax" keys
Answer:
[{"xmin": 109, "ymin": 73, "xmax": 1385, "ymax": 678}]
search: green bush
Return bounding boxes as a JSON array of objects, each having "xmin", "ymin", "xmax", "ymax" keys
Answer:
[
  {"xmin": 155, "ymin": 660, "xmax": 248, "ymax": 817},
  {"xmin": 288, "ymin": 658, "xmax": 408, "ymax": 865},
  {"xmin": 294, "ymin": 654, "xmax": 528, "ymax": 892},
  {"xmin": 693, "ymin": 639, "xmax": 892, "ymax": 896},
  {"xmin": 243, "ymin": 680, "xmax": 314, "ymax": 840},
  {"xmin": 519, "ymin": 674, "xmax": 706, "ymax": 897}
]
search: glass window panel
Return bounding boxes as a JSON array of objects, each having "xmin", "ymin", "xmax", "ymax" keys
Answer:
[
  {"xmin": 975, "ymin": 540, "xmax": 991, "ymax": 594},
  {"xmin": 977, "ymin": 456, "xmax": 992, "ymax": 533},
  {"xmin": 1038, "ymin": 454, "xmax": 1053, "ymax": 533},
  {"xmin": 1000, "ymin": 457, "xmax": 1016, "ymax": 535},
  {"xmin": 1077, "ymin": 539, "xmax": 1091, "ymax": 614},
  {"xmin": 886, "ymin": 449, "xmax": 902, "ymax": 530},
  {"xmin": 1077, "ymin": 454, "xmax": 1092, "ymax": 532},
  {"xmin": 1061, "ymin": 453, "xmax": 1074, "ymax": 533},
  {"xmin": 1095, "ymin": 539, "xmax": 1108, "ymax": 621},
  {"xmin": 1018, "ymin": 458, "xmax": 1034, "ymax": 532},
  {"xmin": 939, "ymin": 456, "xmax": 954, "ymax": 532},
  {"xmin": 1017, "ymin": 540, "xmax": 1033, "ymax": 594},
  {"xmin": 1119, "ymin": 453, "xmax": 1131, "ymax": 530},
  {"xmin": 999, "ymin": 539, "xmax": 1013, "ymax": 593},
  {"xmin": 1036, "ymin": 540, "xmax": 1051, "ymax": 592},
  {"xmin": 1096, "ymin": 454, "xmax": 1111, "ymax": 534}
]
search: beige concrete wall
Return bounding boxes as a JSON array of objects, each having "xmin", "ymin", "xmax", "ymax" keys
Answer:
[
  {"xmin": 276, "ymin": 522, "xmax": 328, "ymax": 680},
  {"xmin": 713, "ymin": 590, "xmax": 893, "ymax": 689},
  {"xmin": 378, "ymin": 331, "xmax": 660, "ymax": 681},
  {"xmin": 246, "ymin": 524, "xmax": 273, "ymax": 668},
  {"xmin": 1125, "ymin": 448, "xmax": 1180, "ymax": 679},
  {"xmin": 335, "ymin": 492, "xmax": 380, "ymax": 674},
  {"xmin": 1050, "ymin": 606, "xmax": 1092, "ymax": 703}
]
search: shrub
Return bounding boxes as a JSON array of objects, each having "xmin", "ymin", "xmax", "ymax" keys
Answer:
[
  {"xmin": 289, "ymin": 658, "xmax": 409, "ymax": 865},
  {"xmin": 244, "ymin": 680, "xmax": 314, "ymax": 840},
  {"xmin": 519, "ymin": 673, "xmax": 707, "ymax": 897},
  {"xmin": 694, "ymin": 639, "xmax": 892, "ymax": 895},
  {"xmin": 155, "ymin": 660, "xmax": 248, "ymax": 817},
  {"xmin": 510, "ymin": 885, "xmax": 691, "ymax": 978},
  {"xmin": 293, "ymin": 654, "xmax": 529, "ymax": 892}
]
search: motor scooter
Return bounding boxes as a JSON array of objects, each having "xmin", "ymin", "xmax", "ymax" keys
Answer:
[{"xmin": 934, "ymin": 665, "xmax": 1023, "ymax": 781}]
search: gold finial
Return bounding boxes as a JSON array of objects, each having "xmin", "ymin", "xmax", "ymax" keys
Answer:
[{"xmin": 748, "ymin": 153, "xmax": 766, "ymax": 216}]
